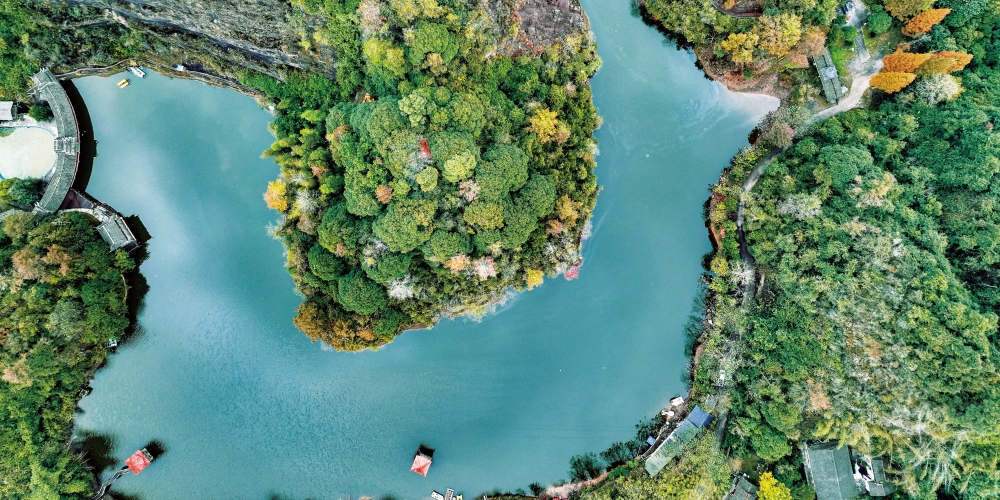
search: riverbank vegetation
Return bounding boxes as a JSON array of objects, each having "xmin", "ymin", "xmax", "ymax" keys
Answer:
[
  {"xmin": 642, "ymin": 0, "xmax": 837, "ymax": 99},
  {"xmin": 0, "ymin": 211, "xmax": 135, "ymax": 499},
  {"xmin": 247, "ymin": 0, "xmax": 601, "ymax": 350},
  {"xmin": 571, "ymin": 1, "xmax": 1000, "ymax": 498}
]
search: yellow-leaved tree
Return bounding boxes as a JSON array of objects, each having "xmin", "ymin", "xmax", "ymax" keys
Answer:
[
  {"xmin": 871, "ymin": 71, "xmax": 918, "ymax": 93},
  {"xmin": 885, "ymin": 0, "xmax": 934, "ymax": 20},
  {"xmin": 525, "ymin": 269, "xmax": 544, "ymax": 289},
  {"xmin": 264, "ymin": 179, "xmax": 288, "ymax": 212},
  {"xmin": 528, "ymin": 108, "xmax": 560, "ymax": 144},
  {"xmin": 916, "ymin": 51, "xmax": 973, "ymax": 74},
  {"xmin": 756, "ymin": 13, "xmax": 803, "ymax": 58},
  {"xmin": 935, "ymin": 51, "xmax": 974, "ymax": 71},
  {"xmin": 758, "ymin": 472, "xmax": 794, "ymax": 500},
  {"xmin": 719, "ymin": 33, "xmax": 759, "ymax": 67}
]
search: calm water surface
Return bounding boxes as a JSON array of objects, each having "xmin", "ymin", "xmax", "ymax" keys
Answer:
[{"xmin": 74, "ymin": 1, "xmax": 776, "ymax": 497}]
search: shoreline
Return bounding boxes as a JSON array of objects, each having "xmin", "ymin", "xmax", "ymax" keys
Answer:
[{"xmin": 55, "ymin": 59, "xmax": 272, "ymax": 108}]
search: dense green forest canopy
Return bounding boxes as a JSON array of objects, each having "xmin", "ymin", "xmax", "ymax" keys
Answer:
[
  {"xmin": 576, "ymin": 1, "xmax": 1000, "ymax": 499},
  {"xmin": 250, "ymin": 0, "xmax": 601, "ymax": 350},
  {"xmin": 0, "ymin": 211, "xmax": 135, "ymax": 499},
  {"xmin": 730, "ymin": 21, "xmax": 1000, "ymax": 495}
]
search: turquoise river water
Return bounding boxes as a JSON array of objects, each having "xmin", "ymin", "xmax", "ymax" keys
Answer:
[{"xmin": 73, "ymin": 1, "xmax": 776, "ymax": 498}]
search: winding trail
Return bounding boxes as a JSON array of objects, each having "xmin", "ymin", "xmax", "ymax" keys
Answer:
[{"xmin": 736, "ymin": 14, "xmax": 886, "ymax": 289}]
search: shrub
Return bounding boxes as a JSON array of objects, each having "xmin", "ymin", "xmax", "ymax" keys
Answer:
[
  {"xmin": 28, "ymin": 104, "xmax": 52, "ymax": 121},
  {"xmin": 867, "ymin": 11, "xmax": 893, "ymax": 34}
]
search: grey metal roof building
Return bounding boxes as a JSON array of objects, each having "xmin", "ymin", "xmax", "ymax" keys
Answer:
[
  {"xmin": 803, "ymin": 442, "xmax": 860, "ymax": 500},
  {"xmin": 813, "ymin": 51, "xmax": 845, "ymax": 105},
  {"xmin": 61, "ymin": 190, "xmax": 139, "ymax": 252},
  {"xmin": 29, "ymin": 69, "xmax": 79, "ymax": 214},
  {"xmin": 644, "ymin": 405, "xmax": 713, "ymax": 476}
]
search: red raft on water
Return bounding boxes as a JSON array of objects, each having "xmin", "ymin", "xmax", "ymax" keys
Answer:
[
  {"xmin": 126, "ymin": 449, "xmax": 153, "ymax": 475},
  {"xmin": 410, "ymin": 445, "xmax": 435, "ymax": 477}
]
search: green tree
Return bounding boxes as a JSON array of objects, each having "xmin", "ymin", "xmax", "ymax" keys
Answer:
[
  {"xmin": 868, "ymin": 10, "xmax": 894, "ymax": 34},
  {"xmin": 441, "ymin": 151, "xmax": 476, "ymax": 183},
  {"xmin": 416, "ymin": 166, "xmax": 439, "ymax": 191},
  {"xmin": 308, "ymin": 244, "xmax": 346, "ymax": 280},
  {"xmin": 423, "ymin": 230, "xmax": 471, "ymax": 261},
  {"xmin": 517, "ymin": 174, "xmax": 557, "ymax": 217},
  {"xmin": 28, "ymin": 105, "xmax": 52, "ymax": 121},
  {"xmin": 819, "ymin": 144, "xmax": 874, "ymax": 188},
  {"xmin": 318, "ymin": 203, "xmax": 361, "ymax": 254},
  {"xmin": 364, "ymin": 252, "xmax": 411, "ymax": 283},
  {"xmin": 337, "ymin": 271, "xmax": 387, "ymax": 315},
  {"xmin": 372, "ymin": 199, "xmax": 436, "ymax": 252},
  {"xmin": 463, "ymin": 201, "xmax": 505, "ymax": 230},
  {"xmin": 407, "ymin": 21, "xmax": 459, "ymax": 66},
  {"xmin": 478, "ymin": 145, "xmax": 529, "ymax": 199}
]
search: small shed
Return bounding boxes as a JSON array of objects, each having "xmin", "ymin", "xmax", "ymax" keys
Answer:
[
  {"xmin": 860, "ymin": 456, "xmax": 895, "ymax": 497},
  {"xmin": 125, "ymin": 449, "xmax": 153, "ymax": 475},
  {"xmin": 687, "ymin": 405, "xmax": 713, "ymax": 428},
  {"xmin": 803, "ymin": 442, "xmax": 859, "ymax": 500},
  {"xmin": 0, "ymin": 101, "xmax": 14, "ymax": 121}
]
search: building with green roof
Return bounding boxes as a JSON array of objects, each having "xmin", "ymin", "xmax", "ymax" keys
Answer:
[{"xmin": 803, "ymin": 442, "xmax": 860, "ymax": 500}]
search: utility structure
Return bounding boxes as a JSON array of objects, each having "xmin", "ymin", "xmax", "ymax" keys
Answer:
[
  {"xmin": 0, "ymin": 69, "xmax": 140, "ymax": 253},
  {"xmin": 93, "ymin": 448, "xmax": 154, "ymax": 500}
]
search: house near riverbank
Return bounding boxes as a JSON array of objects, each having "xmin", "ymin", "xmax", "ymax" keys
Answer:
[
  {"xmin": 61, "ymin": 189, "xmax": 139, "ymax": 251},
  {"xmin": 803, "ymin": 441, "xmax": 895, "ymax": 500},
  {"xmin": 0, "ymin": 69, "xmax": 140, "ymax": 253},
  {"xmin": 644, "ymin": 405, "xmax": 714, "ymax": 476}
]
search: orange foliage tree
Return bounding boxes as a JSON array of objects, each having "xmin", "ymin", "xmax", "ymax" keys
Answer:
[
  {"xmin": 871, "ymin": 72, "xmax": 918, "ymax": 93},
  {"xmin": 882, "ymin": 50, "xmax": 933, "ymax": 72},
  {"xmin": 903, "ymin": 8, "xmax": 951, "ymax": 36}
]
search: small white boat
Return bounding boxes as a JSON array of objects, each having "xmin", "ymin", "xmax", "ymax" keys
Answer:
[{"xmin": 128, "ymin": 66, "xmax": 146, "ymax": 78}]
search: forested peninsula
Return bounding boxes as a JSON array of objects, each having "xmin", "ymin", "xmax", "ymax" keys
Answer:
[
  {"xmin": 568, "ymin": 0, "xmax": 1000, "ymax": 499},
  {"xmin": 257, "ymin": 0, "xmax": 602, "ymax": 350}
]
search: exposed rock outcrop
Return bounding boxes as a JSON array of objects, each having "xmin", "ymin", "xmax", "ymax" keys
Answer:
[
  {"xmin": 60, "ymin": 0, "xmax": 590, "ymax": 83},
  {"xmin": 68, "ymin": 0, "xmax": 325, "ymax": 71},
  {"xmin": 515, "ymin": 0, "xmax": 588, "ymax": 48}
]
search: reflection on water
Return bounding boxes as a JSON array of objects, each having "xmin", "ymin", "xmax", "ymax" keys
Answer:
[{"xmin": 73, "ymin": 1, "xmax": 777, "ymax": 498}]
